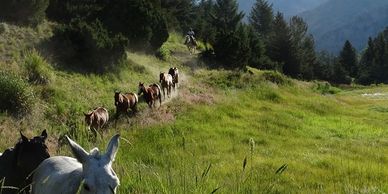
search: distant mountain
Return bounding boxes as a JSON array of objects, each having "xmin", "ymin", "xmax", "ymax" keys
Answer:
[
  {"xmin": 238, "ymin": 0, "xmax": 329, "ymax": 18},
  {"xmin": 300, "ymin": 0, "xmax": 388, "ymax": 53}
]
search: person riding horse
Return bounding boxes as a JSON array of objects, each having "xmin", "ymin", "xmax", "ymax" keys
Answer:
[
  {"xmin": 185, "ymin": 28, "xmax": 197, "ymax": 54},
  {"xmin": 185, "ymin": 28, "xmax": 196, "ymax": 45}
]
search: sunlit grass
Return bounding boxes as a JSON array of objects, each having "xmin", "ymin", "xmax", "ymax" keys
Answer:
[{"xmin": 1, "ymin": 27, "xmax": 388, "ymax": 193}]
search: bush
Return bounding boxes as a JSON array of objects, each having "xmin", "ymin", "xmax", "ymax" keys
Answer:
[
  {"xmin": 0, "ymin": 0, "xmax": 49, "ymax": 26},
  {"xmin": 313, "ymin": 81, "xmax": 341, "ymax": 95},
  {"xmin": 156, "ymin": 44, "xmax": 171, "ymax": 61},
  {"xmin": 262, "ymin": 71, "xmax": 291, "ymax": 85},
  {"xmin": 0, "ymin": 23, "xmax": 9, "ymax": 34},
  {"xmin": 53, "ymin": 19, "xmax": 127, "ymax": 73},
  {"xmin": 24, "ymin": 49, "xmax": 53, "ymax": 84},
  {"xmin": 0, "ymin": 72, "xmax": 34, "ymax": 116}
]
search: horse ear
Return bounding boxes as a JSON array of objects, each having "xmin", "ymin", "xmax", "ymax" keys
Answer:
[
  {"xmin": 105, "ymin": 134, "xmax": 120, "ymax": 163},
  {"xmin": 66, "ymin": 135, "xmax": 89, "ymax": 163},
  {"xmin": 20, "ymin": 131, "xmax": 28, "ymax": 142},
  {"xmin": 41, "ymin": 130, "xmax": 48, "ymax": 141}
]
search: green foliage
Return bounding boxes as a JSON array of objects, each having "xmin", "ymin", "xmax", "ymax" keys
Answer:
[
  {"xmin": 357, "ymin": 28, "xmax": 388, "ymax": 85},
  {"xmin": 0, "ymin": 0, "xmax": 49, "ymax": 26},
  {"xmin": 0, "ymin": 72, "xmax": 34, "ymax": 116},
  {"xmin": 267, "ymin": 12, "xmax": 296, "ymax": 77},
  {"xmin": 160, "ymin": 0, "xmax": 195, "ymax": 32},
  {"xmin": 46, "ymin": 0, "xmax": 105, "ymax": 23},
  {"xmin": 0, "ymin": 23, "xmax": 9, "ymax": 34},
  {"xmin": 102, "ymin": 0, "xmax": 169, "ymax": 50},
  {"xmin": 52, "ymin": 19, "xmax": 127, "ymax": 73},
  {"xmin": 24, "ymin": 49, "xmax": 53, "ymax": 84},
  {"xmin": 313, "ymin": 81, "xmax": 341, "ymax": 94},
  {"xmin": 261, "ymin": 71, "xmax": 291, "ymax": 85},
  {"xmin": 156, "ymin": 44, "xmax": 172, "ymax": 61},
  {"xmin": 339, "ymin": 40, "xmax": 358, "ymax": 77},
  {"xmin": 249, "ymin": 0, "xmax": 273, "ymax": 38},
  {"xmin": 213, "ymin": 25, "xmax": 250, "ymax": 68}
]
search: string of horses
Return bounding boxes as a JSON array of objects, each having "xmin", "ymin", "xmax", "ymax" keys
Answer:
[{"xmin": 85, "ymin": 67, "xmax": 180, "ymax": 136}]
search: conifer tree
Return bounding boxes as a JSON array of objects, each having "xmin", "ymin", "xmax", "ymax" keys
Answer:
[
  {"xmin": 211, "ymin": 0, "xmax": 248, "ymax": 68},
  {"xmin": 267, "ymin": 12, "xmax": 295, "ymax": 76},
  {"xmin": 339, "ymin": 40, "xmax": 358, "ymax": 77},
  {"xmin": 249, "ymin": 0, "xmax": 273, "ymax": 38}
]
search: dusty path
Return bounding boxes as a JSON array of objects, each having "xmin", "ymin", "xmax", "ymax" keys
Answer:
[{"xmin": 122, "ymin": 50, "xmax": 197, "ymax": 127}]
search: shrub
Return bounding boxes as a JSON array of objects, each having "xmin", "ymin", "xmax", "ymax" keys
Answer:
[
  {"xmin": 0, "ymin": 72, "xmax": 34, "ymax": 116},
  {"xmin": 156, "ymin": 44, "xmax": 171, "ymax": 61},
  {"xmin": 0, "ymin": 0, "xmax": 49, "ymax": 26},
  {"xmin": 24, "ymin": 49, "xmax": 53, "ymax": 84},
  {"xmin": 53, "ymin": 19, "xmax": 127, "ymax": 73},
  {"xmin": 0, "ymin": 23, "xmax": 9, "ymax": 34},
  {"xmin": 313, "ymin": 81, "xmax": 341, "ymax": 95},
  {"xmin": 262, "ymin": 71, "xmax": 291, "ymax": 85}
]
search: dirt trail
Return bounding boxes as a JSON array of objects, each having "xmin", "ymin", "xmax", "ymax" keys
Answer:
[{"xmin": 124, "ymin": 50, "xmax": 198, "ymax": 127}]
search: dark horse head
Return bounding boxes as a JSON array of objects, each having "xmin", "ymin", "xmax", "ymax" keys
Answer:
[{"xmin": 0, "ymin": 130, "xmax": 50, "ymax": 193}]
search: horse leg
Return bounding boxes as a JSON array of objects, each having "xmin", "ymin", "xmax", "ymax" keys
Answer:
[
  {"xmin": 125, "ymin": 111, "xmax": 130, "ymax": 124},
  {"xmin": 168, "ymin": 85, "xmax": 171, "ymax": 97}
]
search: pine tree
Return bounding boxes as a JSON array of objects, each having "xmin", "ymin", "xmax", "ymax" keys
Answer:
[
  {"xmin": 211, "ymin": 0, "xmax": 248, "ymax": 68},
  {"xmin": 101, "ymin": 0, "xmax": 169, "ymax": 50},
  {"xmin": 249, "ymin": 0, "xmax": 273, "ymax": 38},
  {"xmin": 289, "ymin": 16, "xmax": 317, "ymax": 80},
  {"xmin": 160, "ymin": 0, "xmax": 195, "ymax": 32},
  {"xmin": 267, "ymin": 12, "xmax": 296, "ymax": 76},
  {"xmin": 339, "ymin": 40, "xmax": 358, "ymax": 78},
  {"xmin": 357, "ymin": 37, "xmax": 375, "ymax": 84},
  {"xmin": 193, "ymin": 0, "xmax": 216, "ymax": 50},
  {"xmin": 211, "ymin": 0, "xmax": 245, "ymax": 34}
]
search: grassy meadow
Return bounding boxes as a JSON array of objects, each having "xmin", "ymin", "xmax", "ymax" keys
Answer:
[{"xmin": 1, "ymin": 23, "xmax": 388, "ymax": 193}]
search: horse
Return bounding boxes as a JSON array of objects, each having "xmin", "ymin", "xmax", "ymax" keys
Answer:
[
  {"xmin": 184, "ymin": 35, "xmax": 197, "ymax": 55},
  {"xmin": 138, "ymin": 82, "xmax": 162, "ymax": 108},
  {"xmin": 84, "ymin": 107, "xmax": 109, "ymax": 137},
  {"xmin": 32, "ymin": 134, "xmax": 120, "ymax": 194},
  {"xmin": 114, "ymin": 91, "xmax": 138, "ymax": 116},
  {"xmin": 159, "ymin": 72, "xmax": 173, "ymax": 98},
  {"xmin": 0, "ymin": 130, "xmax": 50, "ymax": 194},
  {"xmin": 168, "ymin": 67, "xmax": 179, "ymax": 90}
]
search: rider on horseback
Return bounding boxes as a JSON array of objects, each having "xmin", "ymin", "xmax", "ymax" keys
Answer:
[{"xmin": 186, "ymin": 28, "xmax": 196, "ymax": 44}]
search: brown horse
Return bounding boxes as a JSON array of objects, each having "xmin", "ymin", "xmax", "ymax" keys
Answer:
[
  {"xmin": 159, "ymin": 72, "xmax": 173, "ymax": 98},
  {"xmin": 0, "ymin": 130, "xmax": 50, "ymax": 194},
  {"xmin": 114, "ymin": 91, "xmax": 138, "ymax": 114},
  {"xmin": 84, "ymin": 107, "xmax": 109, "ymax": 136},
  {"xmin": 168, "ymin": 67, "xmax": 179, "ymax": 90},
  {"xmin": 138, "ymin": 82, "xmax": 162, "ymax": 108}
]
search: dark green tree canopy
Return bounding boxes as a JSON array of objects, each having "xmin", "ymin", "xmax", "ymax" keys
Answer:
[
  {"xmin": 339, "ymin": 40, "xmax": 358, "ymax": 77},
  {"xmin": 249, "ymin": 0, "xmax": 273, "ymax": 38}
]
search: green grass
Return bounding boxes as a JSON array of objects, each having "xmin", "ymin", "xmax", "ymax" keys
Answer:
[{"xmin": 1, "ymin": 25, "xmax": 388, "ymax": 193}]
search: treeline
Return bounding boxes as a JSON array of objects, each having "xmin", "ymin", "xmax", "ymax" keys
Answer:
[
  {"xmin": 0, "ymin": 0, "xmax": 387, "ymax": 85},
  {"xmin": 192, "ymin": 0, "xmax": 388, "ymax": 85},
  {"xmin": 192, "ymin": 0, "xmax": 318, "ymax": 80}
]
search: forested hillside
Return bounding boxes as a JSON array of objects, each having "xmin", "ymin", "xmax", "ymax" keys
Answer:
[
  {"xmin": 300, "ymin": 0, "xmax": 388, "ymax": 53},
  {"xmin": 238, "ymin": 0, "xmax": 328, "ymax": 18}
]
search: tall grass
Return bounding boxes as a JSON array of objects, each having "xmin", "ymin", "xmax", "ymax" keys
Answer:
[
  {"xmin": 0, "ymin": 71, "xmax": 34, "ymax": 116},
  {"xmin": 24, "ymin": 49, "xmax": 53, "ymax": 84}
]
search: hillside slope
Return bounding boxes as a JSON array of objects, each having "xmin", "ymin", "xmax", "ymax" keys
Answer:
[
  {"xmin": 1, "ymin": 23, "xmax": 388, "ymax": 193},
  {"xmin": 238, "ymin": 0, "xmax": 328, "ymax": 18},
  {"xmin": 300, "ymin": 0, "xmax": 388, "ymax": 53}
]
